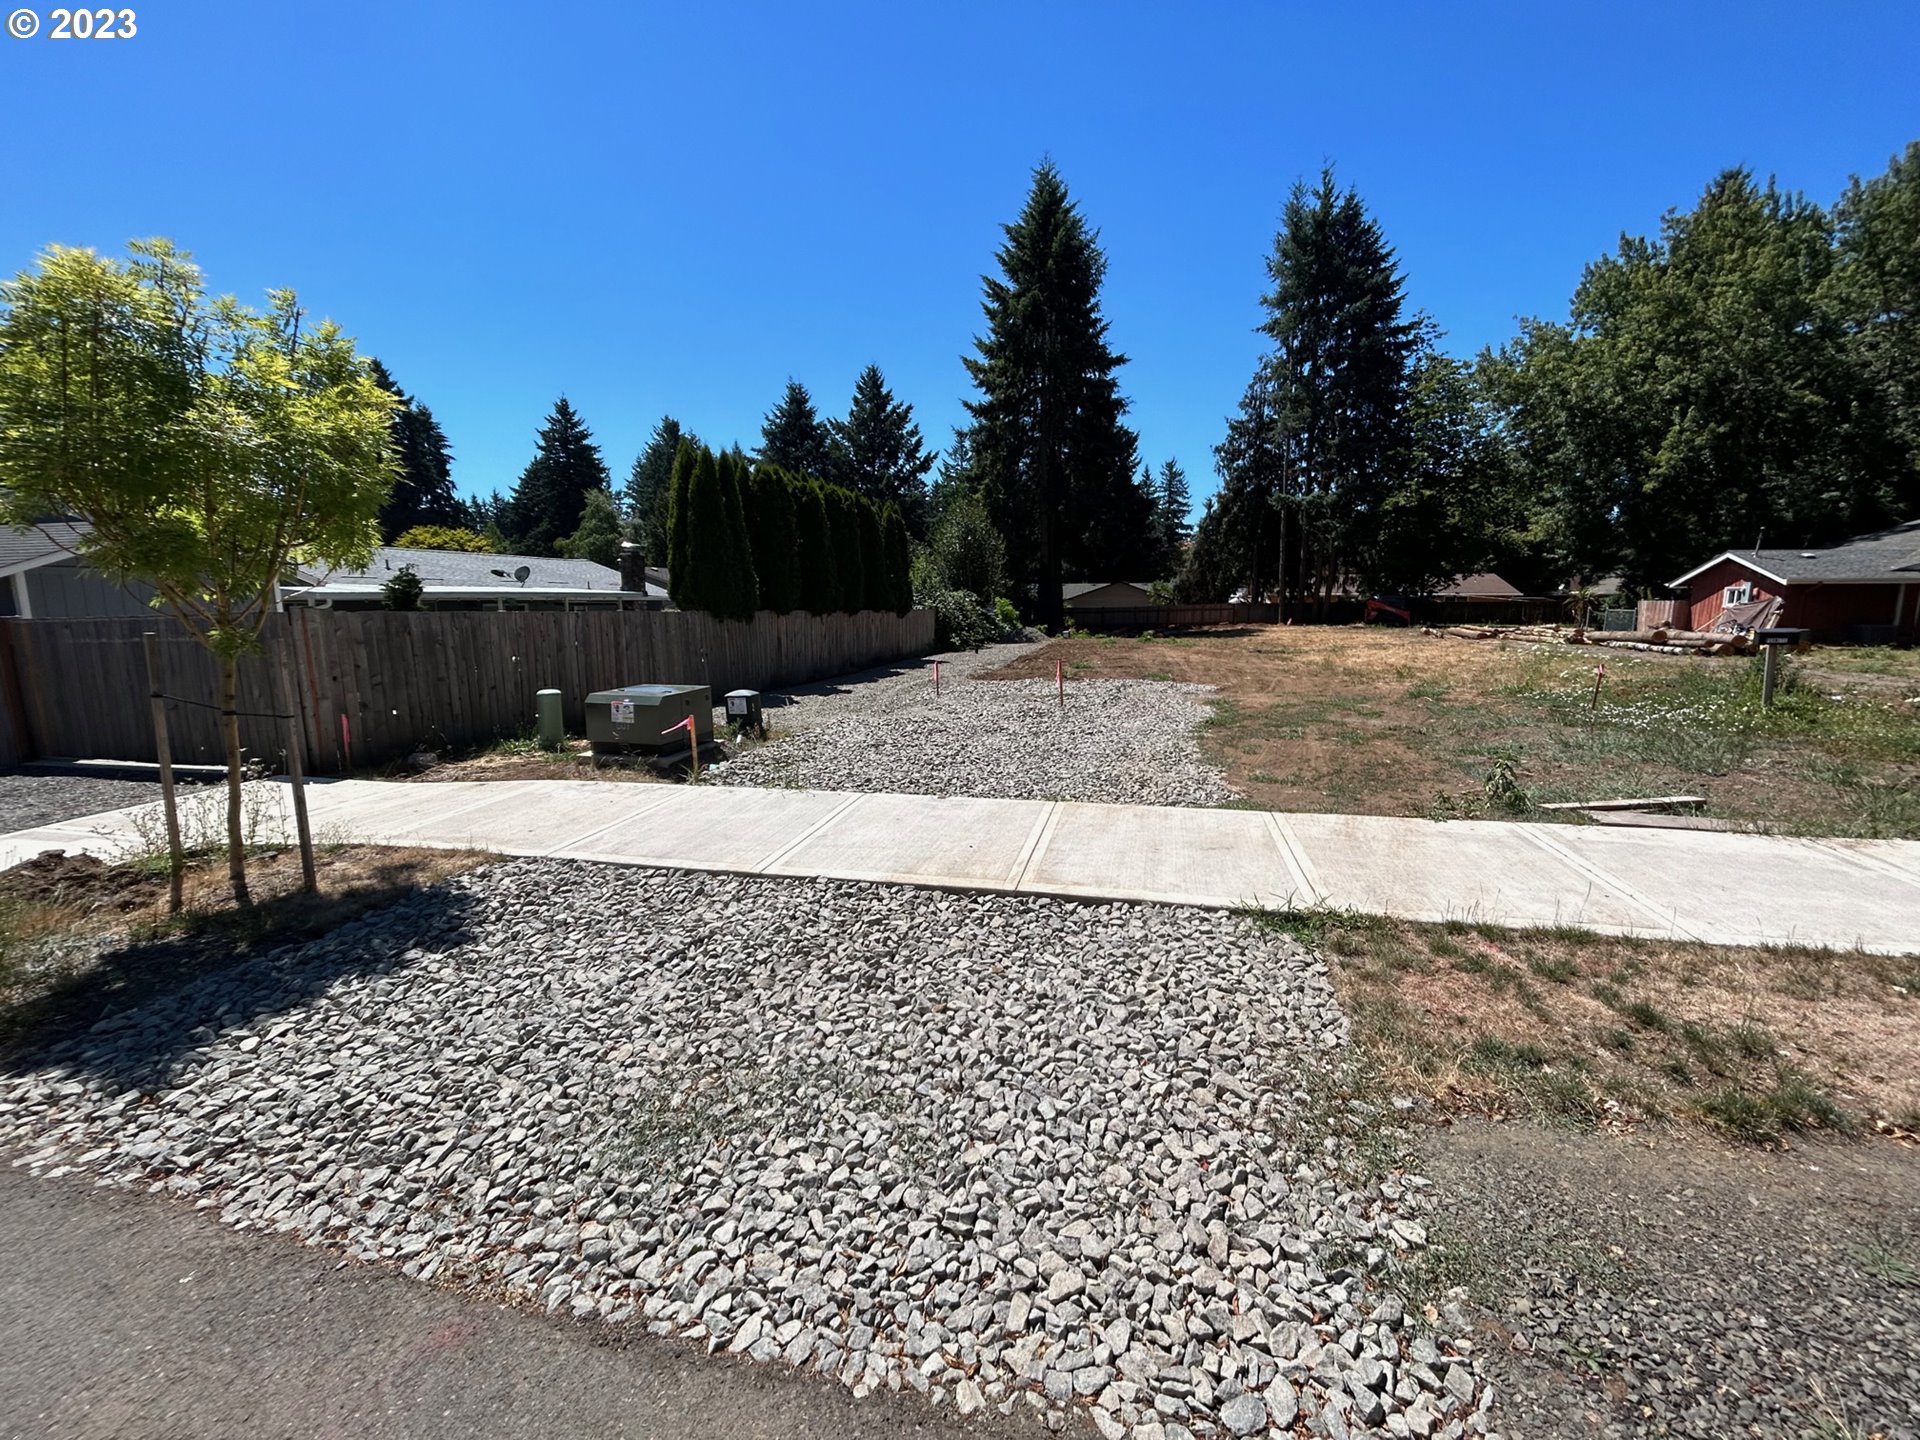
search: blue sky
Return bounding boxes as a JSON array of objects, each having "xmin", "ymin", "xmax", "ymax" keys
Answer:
[{"xmin": 4, "ymin": 2, "xmax": 1916, "ymax": 516}]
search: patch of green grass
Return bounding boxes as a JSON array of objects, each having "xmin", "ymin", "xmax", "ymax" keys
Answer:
[
  {"xmin": 1620, "ymin": 998, "xmax": 1673, "ymax": 1032},
  {"xmin": 1849, "ymin": 1235, "xmax": 1917, "ymax": 1286},
  {"xmin": 1527, "ymin": 954, "xmax": 1578, "ymax": 983},
  {"xmin": 1698, "ymin": 1066, "xmax": 1848, "ymax": 1142}
]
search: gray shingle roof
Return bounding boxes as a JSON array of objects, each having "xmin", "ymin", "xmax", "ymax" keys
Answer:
[
  {"xmin": 305, "ymin": 546, "xmax": 631, "ymax": 592},
  {"xmin": 1673, "ymin": 519, "xmax": 1920, "ymax": 586},
  {"xmin": 0, "ymin": 521, "xmax": 88, "ymax": 576}
]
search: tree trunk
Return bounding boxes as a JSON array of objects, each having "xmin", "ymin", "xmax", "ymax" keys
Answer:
[{"xmin": 220, "ymin": 654, "xmax": 252, "ymax": 907}]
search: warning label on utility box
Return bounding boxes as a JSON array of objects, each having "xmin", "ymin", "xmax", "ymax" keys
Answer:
[{"xmin": 611, "ymin": 699, "xmax": 635, "ymax": 725}]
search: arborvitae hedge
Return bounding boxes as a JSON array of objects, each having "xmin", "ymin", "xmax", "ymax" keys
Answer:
[
  {"xmin": 791, "ymin": 475, "xmax": 837, "ymax": 616},
  {"xmin": 826, "ymin": 485, "xmax": 866, "ymax": 614},
  {"xmin": 881, "ymin": 502, "xmax": 913, "ymax": 615},
  {"xmin": 671, "ymin": 444, "xmax": 907, "ymax": 620},
  {"xmin": 856, "ymin": 497, "xmax": 887, "ymax": 611},
  {"xmin": 743, "ymin": 464, "xmax": 802, "ymax": 613}
]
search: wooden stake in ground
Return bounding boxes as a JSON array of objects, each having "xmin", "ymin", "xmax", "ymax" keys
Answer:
[
  {"xmin": 275, "ymin": 612, "xmax": 318, "ymax": 894},
  {"xmin": 141, "ymin": 632, "xmax": 185, "ymax": 915},
  {"xmin": 1590, "ymin": 663, "xmax": 1607, "ymax": 714},
  {"xmin": 1056, "ymin": 656, "xmax": 1064, "ymax": 711}
]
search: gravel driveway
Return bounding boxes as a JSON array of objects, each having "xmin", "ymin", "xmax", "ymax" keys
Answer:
[
  {"xmin": 0, "ymin": 773, "xmax": 169, "ymax": 834},
  {"xmin": 1422, "ymin": 1120, "xmax": 1920, "ymax": 1440},
  {"xmin": 709, "ymin": 646, "xmax": 1237, "ymax": 807},
  {"xmin": 1, "ymin": 861, "xmax": 1488, "ymax": 1439}
]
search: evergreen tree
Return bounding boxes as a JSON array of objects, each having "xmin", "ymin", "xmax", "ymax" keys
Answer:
[
  {"xmin": 856, "ymin": 496, "xmax": 888, "ymax": 610},
  {"xmin": 665, "ymin": 439, "xmax": 698, "ymax": 602},
  {"xmin": 369, "ymin": 359, "xmax": 464, "ymax": 541},
  {"xmin": 828, "ymin": 364, "xmax": 936, "ymax": 534},
  {"xmin": 624, "ymin": 415, "xmax": 691, "ymax": 565},
  {"xmin": 791, "ymin": 476, "xmax": 838, "ymax": 615},
  {"xmin": 557, "ymin": 485, "xmax": 624, "ymax": 567},
  {"xmin": 742, "ymin": 463, "xmax": 802, "ymax": 613},
  {"xmin": 880, "ymin": 502, "xmax": 914, "ymax": 615},
  {"xmin": 825, "ymin": 486, "xmax": 866, "ymax": 612},
  {"xmin": 1153, "ymin": 459, "xmax": 1193, "ymax": 570},
  {"xmin": 758, "ymin": 380, "xmax": 838, "ymax": 480},
  {"xmin": 960, "ymin": 162, "xmax": 1146, "ymax": 628},
  {"xmin": 926, "ymin": 428, "xmax": 979, "ymax": 534},
  {"xmin": 500, "ymin": 397, "xmax": 611, "ymax": 555},
  {"xmin": 669, "ymin": 445, "xmax": 759, "ymax": 620},
  {"xmin": 1262, "ymin": 169, "xmax": 1420, "ymax": 610}
]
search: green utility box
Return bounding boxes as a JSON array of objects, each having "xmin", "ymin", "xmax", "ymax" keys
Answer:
[{"xmin": 585, "ymin": 683, "xmax": 712, "ymax": 755}]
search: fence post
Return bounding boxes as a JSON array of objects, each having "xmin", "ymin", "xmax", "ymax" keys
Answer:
[{"xmin": 142, "ymin": 632, "xmax": 185, "ymax": 914}]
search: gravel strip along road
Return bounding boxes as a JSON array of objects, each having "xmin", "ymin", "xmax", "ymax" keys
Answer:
[
  {"xmin": 1, "ymin": 861, "xmax": 1490, "ymax": 1440},
  {"xmin": 1421, "ymin": 1121, "xmax": 1920, "ymax": 1440},
  {"xmin": 709, "ymin": 645, "xmax": 1238, "ymax": 807},
  {"xmin": 0, "ymin": 773, "xmax": 170, "ymax": 834}
]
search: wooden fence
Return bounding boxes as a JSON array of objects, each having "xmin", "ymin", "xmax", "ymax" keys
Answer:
[
  {"xmin": 0, "ymin": 607, "xmax": 935, "ymax": 774},
  {"xmin": 1066, "ymin": 603, "xmax": 1280, "ymax": 630}
]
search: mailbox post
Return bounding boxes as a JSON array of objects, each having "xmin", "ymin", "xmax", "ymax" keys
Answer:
[{"xmin": 1754, "ymin": 626, "xmax": 1809, "ymax": 708}]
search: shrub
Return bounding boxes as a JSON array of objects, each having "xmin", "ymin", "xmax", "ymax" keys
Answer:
[
  {"xmin": 380, "ymin": 564, "xmax": 423, "ymax": 610},
  {"xmin": 742, "ymin": 463, "xmax": 800, "ymax": 613},
  {"xmin": 922, "ymin": 587, "xmax": 1000, "ymax": 651},
  {"xmin": 792, "ymin": 476, "xmax": 837, "ymax": 615},
  {"xmin": 993, "ymin": 595, "xmax": 1021, "ymax": 636},
  {"xmin": 880, "ymin": 502, "xmax": 913, "ymax": 615},
  {"xmin": 393, "ymin": 524, "xmax": 495, "ymax": 553}
]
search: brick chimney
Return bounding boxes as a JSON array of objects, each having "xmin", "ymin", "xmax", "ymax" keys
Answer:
[{"xmin": 617, "ymin": 539, "xmax": 647, "ymax": 594}]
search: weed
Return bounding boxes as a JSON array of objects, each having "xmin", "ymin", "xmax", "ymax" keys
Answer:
[
  {"xmin": 1849, "ymin": 1235, "xmax": 1917, "ymax": 1286},
  {"xmin": 1527, "ymin": 954, "xmax": 1578, "ymax": 983},
  {"xmin": 1621, "ymin": 999, "xmax": 1673, "ymax": 1032}
]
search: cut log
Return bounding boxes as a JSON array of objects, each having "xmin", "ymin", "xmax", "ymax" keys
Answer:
[
  {"xmin": 1536, "ymin": 795, "xmax": 1707, "ymax": 812},
  {"xmin": 1445, "ymin": 626, "xmax": 1500, "ymax": 640}
]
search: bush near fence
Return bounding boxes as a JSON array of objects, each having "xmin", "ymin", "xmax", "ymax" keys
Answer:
[{"xmin": 0, "ymin": 607, "xmax": 933, "ymax": 774}]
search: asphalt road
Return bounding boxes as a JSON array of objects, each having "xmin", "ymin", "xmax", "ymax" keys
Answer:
[{"xmin": 0, "ymin": 1165, "xmax": 1046, "ymax": 1440}]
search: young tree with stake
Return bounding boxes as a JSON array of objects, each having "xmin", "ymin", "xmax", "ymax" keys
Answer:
[{"xmin": 0, "ymin": 240, "xmax": 397, "ymax": 905}]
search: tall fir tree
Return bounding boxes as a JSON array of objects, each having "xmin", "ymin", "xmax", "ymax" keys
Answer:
[
  {"xmin": 791, "ymin": 476, "xmax": 838, "ymax": 615},
  {"xmin": 926, "ymin": 428, "xmax": 977, "ymax": 532},
  {"xmin": 500, "ymin": 397, "xmax": 611, "ymax": 556},
  {"xmin": 1153, "ymin": 459, "xmax": 1192, "ymax": 571},
  {"xmin": 757, "ymin": 380, "xmax": 839, "ymax": 481},
  {"xmin": 742, "ymin": 463, "xmax": 802, "ymax": 613},
  {"xmin": 624, "ymin": 415, "xmax": 691, "ymax": 566},
  {"xmin": 960, "ymin": 162, "xmax": 1146, "ymax": 628},
  {"xmin": 369, "ymin": 359, "xmax": 465, "ymax": 540},
  {"xmin": 828, "ymin": 364, "xmax": 937, "ymax": 535}
]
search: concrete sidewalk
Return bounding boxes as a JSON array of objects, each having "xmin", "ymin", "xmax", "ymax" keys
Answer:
[{"xmin": 5, "ymin": 779, "xmax": 1918, "ymax": 954}]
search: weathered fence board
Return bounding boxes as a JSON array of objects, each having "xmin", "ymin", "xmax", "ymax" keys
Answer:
[{"xmin": 0, "ymin": 607, "xmax": 934, "ymax": 773}]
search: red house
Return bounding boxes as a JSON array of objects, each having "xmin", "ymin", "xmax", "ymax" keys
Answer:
[{"xmin": 1670, "ymin": 519, "xmax": 1920, "ymax": 643}]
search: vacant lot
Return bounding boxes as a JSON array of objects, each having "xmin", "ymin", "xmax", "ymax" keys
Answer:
[{"xmin": 983, "ymin": 627, "xmax": 1920, "ymax": 837}]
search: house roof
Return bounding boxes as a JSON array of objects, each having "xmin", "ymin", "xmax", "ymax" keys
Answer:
[
  {"xmin": 1062, "ymin": 581, "xmax": 1155, "ymax": 599},
  {"xmin": 1670, "ymin": 519, "xmax": 1920, "ymax": 588},
  {"xmin": 1436, "ymin": 572, "xmax": 1521, "ymax": 599},
  {"xmin": 0, "ymin": 522, "xmax": 88, "ymax": 578},
  {"xmin": 296, "ymin": 546, "xmax": 661, "ymax": 598}
]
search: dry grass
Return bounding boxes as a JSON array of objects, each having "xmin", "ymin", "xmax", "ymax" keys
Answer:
[
  {"xmin": 1255, "ymin": 907, "xmax": 1920, "ymax": 1143},
  {"xmin": 0, "ymin": 844, "xmax": 492, "ymax": 1054},
  {"xmin": 981, "ymin": 627, "xmax": 1920, "ymax": 836}
]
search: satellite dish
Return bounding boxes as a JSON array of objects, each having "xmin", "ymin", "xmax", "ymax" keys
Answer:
[{"xmin": 514, "ymin": 565, "xmax": 531, "ymax": 583}]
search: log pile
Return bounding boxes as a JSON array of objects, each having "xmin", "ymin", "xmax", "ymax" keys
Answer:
[{"xmin": 1424, "ymin": 623, "xmax": 1758, "ymax": 656}]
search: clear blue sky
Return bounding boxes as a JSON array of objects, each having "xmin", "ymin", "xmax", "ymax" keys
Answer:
[{"xmin": 4, "ymin": 2, "xmax": 1916, "ymax": 517}]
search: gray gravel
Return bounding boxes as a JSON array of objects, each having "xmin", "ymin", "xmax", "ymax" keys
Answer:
[
  {"xmin": 0, "ymin": 774, "xmax": 169, "ymax": 835},
  {"xmin": 1420, "ymin": 1120, "xmax": 1920, "ymax": 1440},
  {"xmin": 1, "ymin": 861, "xmax": 1490, "ymax": 1438},
  {"xmin": 710, "ymin": 646, "xmax": 1238, "ymax": 807}
]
